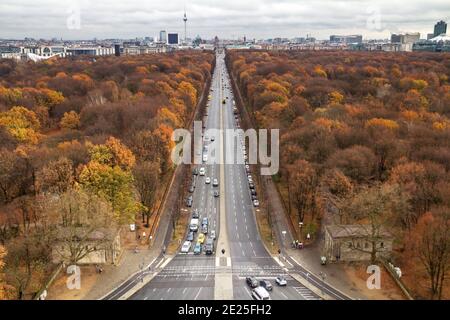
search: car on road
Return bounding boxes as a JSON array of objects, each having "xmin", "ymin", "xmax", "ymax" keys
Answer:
[
  {"xmin": 193, "ymin": 243, "xmax": 202, "ymax": 255},
  {"xmin": 181, "ymin": 241, "xmax": 191, "ymax": 253},
  {"xmin": 210, "ymin": 230, "xmax": 216, "ymax": 240},
  {"xmin": 211, "ymin": 136, "xmax": 215, "ymax": 142},
  {"xmin": 205, "ymin": 177, "xmax": 211, "ymax": 184},
  {"xmin": 214, "ymin": 190, "xmax": 219, "ymax": 198},
  {"xmin": 190, "ymin": 218, "xmax": 199, "ymax": 232},
  {"xmin": 204, "ymin": 238, "xmax": 214, "ymax": 255},
  {"xmin": 187, "ymin": 232, "xmax": 194, "ymax": 242},
  {"xmin": 252, "ymin": 287, "xmax": 270, "ymax": 300},
  {"xmin": 245, "ymin": 165, "xmax": 250, "ymax": 172},
  {"xmin": 186, "ymin": 196, "xmax": 193, "ymax": 207},
  {"xmin": 213, "ymin": 178, "xmax": 219, "ymax": 187},
  {"xmin": 275, "ymin": 276, "xmax": 287, "ymax": 286},
  {"xmin": 251, "ymin": 189, "xmax": 257, "ymax": 196},
  {"xmin": 192, "ymin": 168, "xmax": 199, "ymax": 175},
  {"xmin": 197, "ymin": 233, "xmax": 206, "ymax": 244},
  {"xmin": 246, "ymin": 276, "xmax": 258, "ymax": 288},
  {"xmin": 188, "ymin": 185, "xmax": 195, "ymax": 193},
  {"xmin": 201, "ymin": 224, "xmax": 208, "ymax": 234},
  {"xmin": 199, "ymin": 167, "xmax": 206, "ymax": 176},
  {"xmin": 251, "ymin": 194, "xmax": 258, "ymax": 201},
  {"xmin": 202, "ymin": 217, "xmax": 209, "ymax": 226},
  {"xmin": 259, "ymin": 280, "xmax": 273, "ymax": 291},
  {"xmin": 253, "ymin": 199, "xmax": 260, "ymax": 207},
  {"xmin": 249, "ymin": 183, "xmax": 255, "ymax": 190},
  {"xmin": 192, "ymin": 209, "xmax": 200, "ymax": 219},
  {"xmin": 203, "ymin": 154, "xmax": 208, "ymax": 163},
  {"xmin": 222, "ymin": 99, "xmax": 226, "ymax": 104}
]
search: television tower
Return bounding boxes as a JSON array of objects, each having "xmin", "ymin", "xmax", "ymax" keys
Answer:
[{"xmin": 183, "ymin": 8, "xmax": 188, "ymax": 43}]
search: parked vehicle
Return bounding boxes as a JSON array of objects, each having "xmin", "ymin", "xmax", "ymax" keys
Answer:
[
  {"xmin": 192, "ymin": 209, "xmax": 200, "ymax": 219},
  {"xmin": 189, "ymin": 185, "xmax": 195, "ymax": 193},
  {"xmin": 253, "ymin": 200, "xmax": 260, "ymax": 207},
  {"xmin": 187, "ymin": 232, "xmax": 194, "ymax": 242},
  {"xmin": 192, "ymin": 168, "xmax": 199, "ymax": 175}
]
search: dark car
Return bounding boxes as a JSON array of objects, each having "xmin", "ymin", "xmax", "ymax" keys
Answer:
[
  {"xmin": 259, "ymin": 280, "xmax": 273, "ymax": 291},
  {"xmin": 187, "ymin": 232, "xmax": 194, "ymax": 242},
  {"xmin": 186, "ymin": 196, "xmax": 193, "ymax": 207},
  {"xmin": 214, "ymin": 190, "xmax": 220, "ymax": 197},
  {"xmin": 204, "ymin": 238, "xmax": 214, "ymax": 255},
  {"xmin": 192, "ymin": 168, "xmax": 199, "ymax": 176},
  {"xmin": 249, "ymin": 183, "xmax": 255, "ymax": 190},
  {"xmin": 246, "ymin": 277, "xmax": 258, "ymax": 288},
  {"xmin": 192, "ymin": 209, "xmax": 200, "ymax": 219},
  {"xmin": 251, "ymin": 189, "xmax": 257, "ymax": 196},
  {"xmin": 251, "ymin": 194, "xmax": 257, "ymax": 201}
]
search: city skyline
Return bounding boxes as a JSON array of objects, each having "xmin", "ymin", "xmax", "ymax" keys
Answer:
[{"xmin": 0, "ymin": 0, "xmax": 449, "ymax": 40}]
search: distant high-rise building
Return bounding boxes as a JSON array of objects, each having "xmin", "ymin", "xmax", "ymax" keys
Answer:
[
  {"xmin": 114, "ymin": 44, "xmax": 121, "ymax": 57},
  {"xmin": 167, "ymin": 33, "xmax": 179, "ymax": 45},
  {"xmin": 159, "ymin": 30, "xmax": 167, "ymax": 43},
  {"xmin": 434, "ymin": 20, "xmax": 447, "ymax": 37}
]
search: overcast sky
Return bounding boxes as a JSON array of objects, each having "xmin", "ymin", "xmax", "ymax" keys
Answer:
[{"xmin": 0, "ymin": 0, "xmax": 448, "ymax": 40}]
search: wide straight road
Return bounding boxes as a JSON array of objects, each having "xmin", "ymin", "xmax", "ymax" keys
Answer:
[{"xmin": 128, "ymin": 51, "xmax": 320, "ymax": 301}]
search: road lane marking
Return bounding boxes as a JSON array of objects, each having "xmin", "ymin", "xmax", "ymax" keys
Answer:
[{"xmin": 279, "ymin": 292, "xmax": 288, "ymax": 300}]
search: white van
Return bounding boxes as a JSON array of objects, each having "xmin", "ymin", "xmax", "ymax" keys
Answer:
[
  {"xmin": 190, "ymin": 218, "xmax": 199, "ymax": 232},
  {"xmin": 252, "ymin": 287, "xmax": 270, "ymax": 300}
]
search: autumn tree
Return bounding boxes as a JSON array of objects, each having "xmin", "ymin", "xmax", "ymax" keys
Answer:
[
  {"xmin": 59, "ymin": 111, "xmax": 80, "ymax": 130},
  {"xmin": 0, "ymin": 245, "xmax": 15, "ymax": 300},
  {"xmin": 133, "ymin": 161, "xmax": 161, "ymax": 226},
  {"xmin": 406, "ymin": 208, "xmax": 449, "ymax": 299},
  {"xmin": 44, "ymin": 189, "xmax": 116, "ymax": 265},
  {"xmin": 0, "ymin": 106, "xmax": 41, "ymax": 144},
  {"xmin": 36, "ymin": 157, "xmax": 74, "ymax": 194},
  {"xmin": 288, "ymin": 160, "xmax": 319, "ymax": 224},
  {"xmin": 79, "ymin": 161, "xmax": 140, "ymax": 223}
]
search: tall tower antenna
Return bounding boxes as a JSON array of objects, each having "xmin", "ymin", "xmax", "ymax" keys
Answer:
[{"xmin": 183, "ymin": 6, "xmax": 188, "ymax": 43}]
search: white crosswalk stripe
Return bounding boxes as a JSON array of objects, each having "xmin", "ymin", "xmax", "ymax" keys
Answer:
[{"xmin": 293, "ymin": 286, "xmax": 321, "ymax": 300}]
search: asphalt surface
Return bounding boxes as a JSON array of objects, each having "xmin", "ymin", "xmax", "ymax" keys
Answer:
[{"xmin": 117, "ymin": 51, "xmax": 324, "ymax": 301}]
